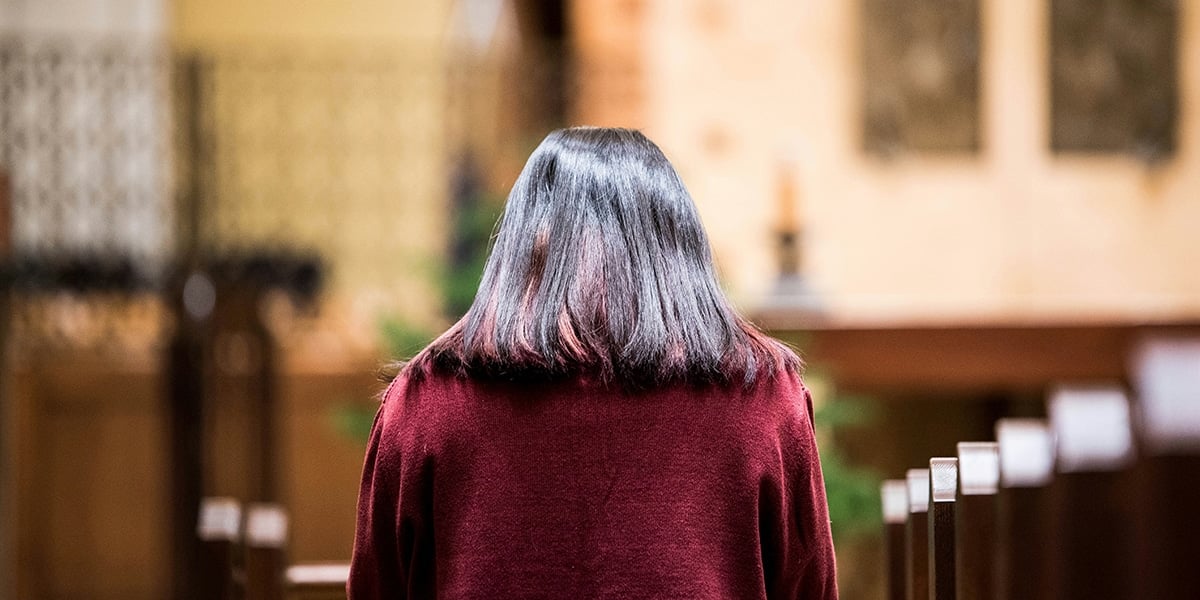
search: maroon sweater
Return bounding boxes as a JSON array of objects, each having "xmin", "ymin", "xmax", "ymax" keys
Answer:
[{"xmin": 348, "ymin": 369, "xmax": 837, "ymax": 599}]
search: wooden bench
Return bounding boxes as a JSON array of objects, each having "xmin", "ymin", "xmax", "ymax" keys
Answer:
[
  {"xmin": 904, "ymin": 469, "xmax": 930, "ymax": 600},
  {"xmin": 995, "ymin": 419, "xmax": 1053, "ymax": 600},
  {"xmin": 197, "ymin": 497, "xmax": 241, "ymax": 600},
  {"xmin": 197, "ymin": 500, "xmax": 349, "ymax": 599},
  {"xmin": 1131, "ymin": 338, "xmax": 1200, "ymax": 599},
  {"xmin": 1048, "ymin": 386, "xmax": 1136, "ymax": 600},
  {"xmin": 927, "ymin": 458, "xmax": 957, "ymax": 600},
  {"xmin": 881, "ymin": 479, "xmax": 908, "ymax": 600},
  {"xmin": 953, "ymin": 442, "xmax": 996, "ymax": 600},
  {"xmin": 877, "ymin": 348, "xmax": 1198, "ymax": 600}
]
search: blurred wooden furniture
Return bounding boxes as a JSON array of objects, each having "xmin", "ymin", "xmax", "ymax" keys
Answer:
[
  {"xmin": 927, "ymin": 458, "xmax": 957, "ymax": 600},
  {"xmin": 881, "ymin": 480, "xmax": 908, "ymax": 600},
  {"xmin": 1048, "ymin": 386, "xmax": 1136, "ymax": 600},
  {"xmin": 994, "ymin": 419, "xmax": 1054, "ymax": 600},
  {"xmin": 197, "ymin": 497, "xmax": 241, "ymax": 600},
  {"xmin": 904, "ymin": 469, "xmax": 929, "ymax": 600},
  {"xmin": 880, "ymin": 344, "xmax": 1200, "ymax": 599},
  {"xmin": 1131, "ymin": 338, "xmax": 1200, "ymax": 600},
  {"xmin": 198, "ymin": 499, "xmax": 349, "ymax": 600},
  {"xmin": 286, "ymin": 563, "xmax": 353, "ymax": 600},
  {"xmin": 952, "ymin": 442, "xmax": 996, "ymax": 600}
]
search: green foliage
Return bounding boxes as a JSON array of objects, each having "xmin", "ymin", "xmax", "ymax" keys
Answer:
[
  {"xmin": 332, "ymin": 179, "xmax": 502, "ymax": 443},
  {"xmin": 812, "ymin": 389, "xmax": 884, "ymax": 540},
  {"xmin": 443, "ymin": 191, "xmax": 503, "ymax": 317},
  {"xmin": 378, "ymin": 187, "xmax": 503, "ymax": 360},
  {"xmin": 378, "ymin": 316, "xmax": 436, "ymax": 361},
  {"xmin": 333, "ymin": 402, "xmax": 379, "ymax": 444}
]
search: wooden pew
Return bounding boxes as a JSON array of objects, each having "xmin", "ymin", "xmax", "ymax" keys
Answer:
[
  {"xmin": 994, "ymin": 419, "xmax": 1054, "ymax": 600},
  {"xmin": 1131, "ymin": 338, "xmax": 1200, "ymax": 599},
  {"xmin": 881, "ymin": 480, "xmax": 909, "ymax": 600},
  {"xmin": 953, "ymin": 442, "xmax": 997, "ymax": 600},
  {"xmin": 904, "ymin": 468, "xmax": 929, "ymax": 600},
  {"xmin": 286, "ymin": 563, "xmax": 352, "ymax": 600},
  {"xmin": 927, "ymin": 458, "xmax": 957, "ymax": 600},
  {"xmin": 877, "ymin": 366, "xmax": 1191, "ymax": 599},
  {"xmin": 1048, "ymin": 386, "xmax": 1136, "ymax": 600},
  {"xmin": 244, "ymin": 504, "xmax": 289, "ymax": 600},
  {"xmin": 197, "ymin": 497, "xmax": 241, "ymax": 600},
  {"xmin": 236, "ymin": 504, "xmax": 349, "ymax": 600}
]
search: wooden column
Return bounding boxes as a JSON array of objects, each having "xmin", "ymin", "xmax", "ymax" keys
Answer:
[
  {"xmin": 954, "ymin": 442, "xmax": 998, "ymax": 600},
  {"xmin": 212, "ymin": 280, "xmax": 279, "ymax": 503},
  {"xmin": 905, "ymin": 468, "xmax": 930, "ymax": 600},
  {"xmin": 995, "ymin": 419, "xmax": 1054, "ymax": 600},
  {"xmin": 166, "ymin": 272, "xmax": 213, "ymax": 600},
  {"xmin": 0, "ymin": 167, "xmax": 12, "ymax": 596},
  {"xmin": 1048, "ymin": 387, "xmax": 1136, "ymax": 600},
  {"xmin": 928, "ymin": 458, "xmax": 957, "ymax": 600},
  {"xmin": 1131, "ymin": 338, "xmax": 1200, "ymax": 600},
  {"xmin": 882, "ymin": 480, "xmax": 909, "ymax": 600},
  {"xmin": 168, "ymin": 54, "xmax": 213, "ymax": 600}
]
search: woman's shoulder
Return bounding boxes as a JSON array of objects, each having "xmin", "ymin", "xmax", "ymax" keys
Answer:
[
  {"xmin": 727, "ymin": 367, "xmax": 816, "ymax": 434},
  {"xmin": 379, "ymin": 365, "xmax": 469, "ymax": 417}
]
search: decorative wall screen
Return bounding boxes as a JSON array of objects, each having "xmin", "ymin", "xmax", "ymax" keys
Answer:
[
  {"xmin": 1050, "ymin": 0, "xmax": 1177, "ymax": 159},
  {"xmin": 192, "ymin": 44, "xmax": 446, "ymax": 300},
  {"xmin": 860, "ymin": 0, "xmax": 981, "ymax": 156},
  {"xmin": 0, "ymin": 35, "xmax": 172, "ymax": 274}
]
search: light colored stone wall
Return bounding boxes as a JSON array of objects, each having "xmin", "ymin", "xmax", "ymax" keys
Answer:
[{"xmin": 626, "ymin": 0, "xmax": 1200, "ymax": 323}]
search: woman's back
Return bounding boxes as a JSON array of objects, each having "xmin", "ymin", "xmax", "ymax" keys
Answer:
[
  {"xmin": 348, "ymin": 127, "xmax": 836, "ymax": 598},
  {"xmin": 349, "ymin": 370, "xmax": 835, "ymax": 599}
]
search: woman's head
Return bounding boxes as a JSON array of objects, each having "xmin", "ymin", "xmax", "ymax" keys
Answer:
[{"xmin": 413, "ymin": 127, "xmax": 797, "ymax": 386}]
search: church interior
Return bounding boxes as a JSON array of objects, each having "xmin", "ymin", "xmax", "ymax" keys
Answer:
[{"xmin": 1, "ymin": 0, "xmax": 1198, "ymax": 598}]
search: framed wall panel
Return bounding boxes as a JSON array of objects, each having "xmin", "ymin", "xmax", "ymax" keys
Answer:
[
  {"xmin": 861, "ymin": 0, "xmax": 981, "ymax": 156},
  {"xmin": 1050, "ymin": 0, "xmax": 1178, "ymax": 159}
]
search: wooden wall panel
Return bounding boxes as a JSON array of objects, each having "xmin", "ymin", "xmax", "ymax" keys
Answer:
[
  {"xmin": 22, "ymin": 358, "xmax": 169, "ymax": 600},
  {"xmin": 8, "ymin": 350, "xmax": 378, "ymax": 598}
]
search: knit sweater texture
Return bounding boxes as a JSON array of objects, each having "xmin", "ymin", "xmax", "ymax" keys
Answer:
[{"xmin": 348, "ymin": 368, "xmax": 837, "ymax": 599}]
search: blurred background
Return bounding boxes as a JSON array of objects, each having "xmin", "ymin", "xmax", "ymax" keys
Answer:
[{"xmin": 0, "ymin": 0, "xmax": 1196, "ymax": 598}]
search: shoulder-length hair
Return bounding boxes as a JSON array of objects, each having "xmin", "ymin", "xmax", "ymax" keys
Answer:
[{"xmin": 407, "ymin": 127, "xmax": 798, "ymax": 387}]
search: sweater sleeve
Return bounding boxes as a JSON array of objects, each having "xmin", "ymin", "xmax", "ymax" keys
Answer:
[
  {"xmin": 763, "ymin": 375, "xmax": 839, "ymax": 599},
  {"xmin": 347, "ymin": 376, "xmax": 417, "ymax": 599}
]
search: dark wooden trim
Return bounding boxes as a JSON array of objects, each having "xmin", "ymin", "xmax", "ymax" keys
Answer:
[{"xmin": 758, "ymin": 316, "xmax": 1200, "ymax": 395}]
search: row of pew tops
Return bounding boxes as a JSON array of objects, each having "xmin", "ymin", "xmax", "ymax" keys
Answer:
[
  {"xmin": 196, "ymin": 499, "xmax": 348, "ymax": 600},
  {"xmin": 880, "ymin": 337, "xmax": 1200, "ymax": 600}
]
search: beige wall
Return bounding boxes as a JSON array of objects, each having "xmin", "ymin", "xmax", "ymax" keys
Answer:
[
  {"xmin": 633, "ymin": 0, "xmax": 1200, "ymax": 323},
  {"xmin": 571, "ymin": 0, "xmax": 648, "ymax": 129},
  {"xmin": 170, "ymin": 0, "xmax": 448, "ymax": 46}
]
